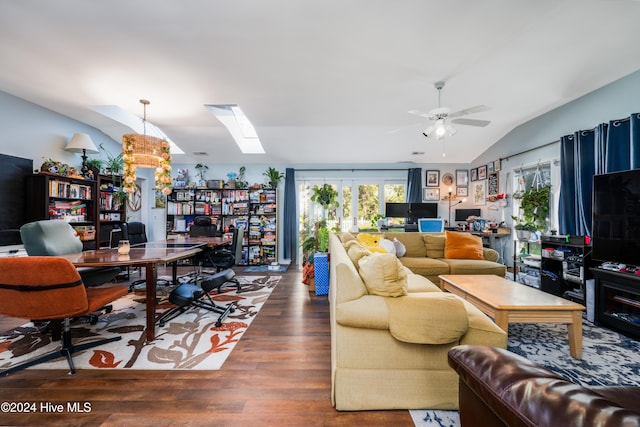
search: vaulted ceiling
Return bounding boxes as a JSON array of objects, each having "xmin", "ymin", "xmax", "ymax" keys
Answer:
[{"xmin": 1, "ymin": 0, "xmax": 640, "ymax": 165}]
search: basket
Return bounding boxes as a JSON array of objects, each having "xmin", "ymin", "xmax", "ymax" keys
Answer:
[{"xmin": 76, "ymin": 229, "xmax": 96, "ymax": 241}]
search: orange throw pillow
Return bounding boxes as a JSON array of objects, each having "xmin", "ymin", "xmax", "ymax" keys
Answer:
[{"xmin": 444, "ymin": 231, "xmax": 484, "ymax": 260}]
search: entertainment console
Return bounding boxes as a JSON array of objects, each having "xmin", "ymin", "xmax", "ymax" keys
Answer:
[{"xmin": 591, "ymin": 267, "xmax": 640, "ymax": 340}]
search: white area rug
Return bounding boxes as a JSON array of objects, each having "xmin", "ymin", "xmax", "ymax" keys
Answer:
[{"xmin": 0, "ymin": 275, "xmax": 280, "ymax": 371}]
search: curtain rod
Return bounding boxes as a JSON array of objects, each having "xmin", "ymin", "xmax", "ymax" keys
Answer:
[
  {"xmin": 295, "ymin": 168, "xmax": 409, "ymax": 172},
  {"xmin": 500, "ymin": 140, "xmax": 560, "ymax": 163}
]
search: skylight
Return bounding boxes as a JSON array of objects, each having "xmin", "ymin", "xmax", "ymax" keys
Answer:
[{"xmin": 204, "ymin": 104, "xmax": 265, "ymax": 154}]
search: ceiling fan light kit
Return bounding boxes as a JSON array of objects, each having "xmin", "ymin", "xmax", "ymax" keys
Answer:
[{"xmin": 410, "ymin": 81, "xmax": 491, "ymax": 148}]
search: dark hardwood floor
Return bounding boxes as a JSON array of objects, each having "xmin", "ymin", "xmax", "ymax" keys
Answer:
[{"xmin": 0, "ymin": 267, "xmax": 413, "ymax": 426}]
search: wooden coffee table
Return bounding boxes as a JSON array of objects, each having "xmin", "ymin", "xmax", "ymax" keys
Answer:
[{"xmin": 439, "ymin": 274, "xmax": 586, "ymax": 358}]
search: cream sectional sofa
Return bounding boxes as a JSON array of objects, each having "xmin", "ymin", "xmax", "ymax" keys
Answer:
[
  {"xmin": 364, "ymin": 231, "xmax": 506, "ymax": 283},
  {"xmin": 329, "ymin": 232, "xmax": 507, "ymax": 410}
]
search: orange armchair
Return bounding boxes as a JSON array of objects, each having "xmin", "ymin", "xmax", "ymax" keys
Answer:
[{"xmin": 0, "ymin": 257, "xmax": 128, "ymax": 376}]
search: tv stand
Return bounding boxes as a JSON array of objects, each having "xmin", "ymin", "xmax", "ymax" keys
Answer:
[{"xmin": 590, "ymin": 267, "xmax": 640, "ymax": 340}]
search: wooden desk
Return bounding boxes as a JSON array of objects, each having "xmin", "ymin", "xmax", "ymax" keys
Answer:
[
  {"xmin": 60, "ymin": 244, "xmax": 204, "ymax": 343},
  {"xmin": 439, "ymin": 274, "xmax": 586, "ymax": 358}
]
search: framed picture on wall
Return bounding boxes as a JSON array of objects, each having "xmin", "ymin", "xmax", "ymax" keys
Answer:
[
  {"xmin": 441, "ymin": 173, "xmax": 454, "ymax": 186},
  {"xmin": 472, "ymin": 181, "xmax": 487, "ymax": 206},
  {"xmin": 470, "ymin": 168, "xmax": 478, "ymax": 182},
  {"xmin": 488, "ymin": 172, "xmax": 499, "ymax": 196},
  {"xmin": 426, "ymin": 170, "xmax": 440, "ymax": 187},
  {"xmin": 494, "ymin": 159, "xmax": 501, "ymax": 172},
  {"xmin": 455, "ymin": 169, "xmax": 469, "ymax": 187},
  {"xmin": 478, "ymin": 165, "xmax": 487, "ymax": 180},
  {"xmin": 423, "ymin": 187, "xmax": 440, "ymax": 201},
  {"xmin": 456, "ymin": 186, "xmax": 468, "ymax": 197}
]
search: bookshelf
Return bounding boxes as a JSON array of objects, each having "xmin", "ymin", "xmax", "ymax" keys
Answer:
[
  {"xmin": 26, "ymin": 173, "xmax": 97, "ymax": 250},
  {"xmin": 166, "ymin": 185, "xmax": 277, "ymax": 265},
  {"xmin": 96, "ymin": 174, "xmax": 126, "ymax": 248}
]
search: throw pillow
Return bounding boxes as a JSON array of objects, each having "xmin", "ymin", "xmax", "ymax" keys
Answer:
[
  {"xmin": 356, "ymin": 233, "xmax": 386, "ymax": 253},
  {"xmin": 347, "ymin": 243, "xmax": 372, "ymax": 269},
  {"xmin": 444, "ymin": 231, "xmax": 484, "ymax": 260},
  {"xmin": 378, "ymin": 238, "xmax": 396, "ymax": 255},
  {"xmin": 336, "ymin": 231, "xmax": 356, "ymax": 243},
  {"xmin": 358, "ymin": 253, "xmax": 408, "ymax": 297},
  {"xmin": 423, "ymin": 233, "xmax": 445, "ymax": 259},
  {"xmin": 392, "ymin": 237, "xmax": 406, "ymax": 257}
]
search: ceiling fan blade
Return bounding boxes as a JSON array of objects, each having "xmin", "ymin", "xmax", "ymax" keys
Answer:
[
  {"xmin": 408, "ymin": 109, "xmax": 432, "ymax": 118},
  {"xmin": 448, "ymin": 105, "xmax": 491, "ymax": 118},
  {"xmin": 451, "ymin": 118, "xmax": 491, "ymax": 127}
]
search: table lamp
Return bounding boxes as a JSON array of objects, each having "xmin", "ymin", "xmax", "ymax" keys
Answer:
[{"xmin": 65, "ymin": 133, "xmax": 99, "ymax": 178}]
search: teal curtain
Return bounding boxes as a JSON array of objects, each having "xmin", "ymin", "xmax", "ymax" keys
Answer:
[
  {"xmin": 406, "ymin": 168, "xmax": 422, "ymax": 203},
  {"xmin": 559, "ymin": 113, "xmax": 640, "ymax": 235},
  {"xmin": 282, "ymin": 168, "xmax": 297, "ymax": 263}
]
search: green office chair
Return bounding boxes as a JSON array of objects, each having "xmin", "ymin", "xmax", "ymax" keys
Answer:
[{"xmin": 20, "ymin": 220, "xmax": 121, "ymax": 287}]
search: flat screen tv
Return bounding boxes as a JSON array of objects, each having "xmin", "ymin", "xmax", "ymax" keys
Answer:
[
  {"xmin": 385, "ymin": 203, "xmax": 410, "ymax": 218},
  {"xmin": 455, "ymin": 208, "xmax": 482, "ymax": 222},
  {"xmin": 592, "ymin": 169, "xmax": 640, "ymax": 266}
]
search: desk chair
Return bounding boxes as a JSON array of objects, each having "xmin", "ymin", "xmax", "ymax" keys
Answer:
[
  {"xmin": 123, "ymin": 221, "xmax": 147, "ymax": 245},
  {"xmin": 190, "ymin": 216, "xmax": 218, "ymax": 237},
  {"xmin": 121, "ymin": 222, "xmax": 149, "ymax": 282},
  {"xmin": 188, "ymin": 216, "xmax": 220, "ymax": 268},
  {"xmin": 20, "ymin": 220, "xmax": 121, "ymax": 287},
  {"xmin": 0, "ymin": 257, "xmax": 127, "ymax": 376},
  {"xmin": 210, "ymin": 226, "xmax": 244, "ymax": 271},
  {"xmin": 208, "ymin": 226, "xmax": 243, "ymax": 292},
  {"xmin": 417, "ymin": 218, "xmax": 445, "ymax": 233}
]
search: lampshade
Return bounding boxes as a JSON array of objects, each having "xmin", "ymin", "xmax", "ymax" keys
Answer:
[
  {"xmin": 122, "ymin": 133, "xmax": 162, "ymax": 168},
  {"xmin": 65, "ymin": 133, "xmax": 99, "ymax": 154}
]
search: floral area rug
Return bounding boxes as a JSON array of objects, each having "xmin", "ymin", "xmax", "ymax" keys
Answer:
[
  {"xmin": 0, "ymin": 274, "xmax": 280, "ymax": 371},
  {"xmin": 411, "ymin": 319, "xmax": 640, "ymax": 427}
]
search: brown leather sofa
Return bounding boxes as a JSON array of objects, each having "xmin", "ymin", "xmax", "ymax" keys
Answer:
[{"xmin": 448, "ymin": 345, "xmax": 640, "ymax": 427}]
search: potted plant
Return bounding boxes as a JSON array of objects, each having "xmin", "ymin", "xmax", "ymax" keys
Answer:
[
  {"xmin": 85, "ymin": 158, "xmax": 104, "ymax": 179},
  {"xmin": 99, "ymin": 143, "xmax": 124, "ymax": 176},
  {"xmin": 520, "ymin": 185, "xmax": 550, "ymax": 232},
  {"xmin": 311, "ymin": 184, "xmax": 339, "ymax": 217},
  {"xmin": 512, "ymin": 220, "xmax": 537, "ymax": 241},
  {"xmin": 263, "ymin": 167, "xmax": 285, "ymax": 188}
]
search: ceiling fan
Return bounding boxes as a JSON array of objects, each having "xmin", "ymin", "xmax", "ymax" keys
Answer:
[{"xmin": 409, "ymin": 81, "xmax": 491, "ymax": 141}]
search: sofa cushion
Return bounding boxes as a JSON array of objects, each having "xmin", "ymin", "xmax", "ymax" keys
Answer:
[
  {"xmin": 482, "ymin": 248, "xmax": 500, "ymax": 263},
  {"xmin": 442, "ymin": 259, "xmax": 507, "ymax": 277},
  {"xmin": 358, "ymin": 253, "xmax": 408, "ymax": 297},
  {"xmin": 336, "ymin": 295, "xmax": 389, "ymax": 329},
  {"xmin": 445, "ymin": 231, "xmax": 483, "ymax": 260},
  {"xmin": 336, "ymin": 231, "xmax": 356, "ymax": 243},
  {"xmin": 386, "ymin": 293, "xmax": 469, "ymax": 344},
  {"xmin": 392, "ymin": 237, "xmax": 406, "ymax": 257},
  {"xmin": 346, "ymin": 242, "xmax": 372, "ymax": 270},
  {"xmin": 423, "ymin": 233, "xmax": 446, "ymax": 259},
  {"xmin": 399, "ymin": 257, "xmax": 450, "ymax": 279},
  {"xmin": 385, "ymin": 233, "xmax": 427, "ymax": 257},
  {"xmin": 406, "ymin": 272, "xmax": 442, "ymax": 293}
]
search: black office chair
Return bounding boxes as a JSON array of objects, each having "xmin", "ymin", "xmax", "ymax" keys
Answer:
[
  {"xmin": 123, "ymin": 221, "xmax": 147, "ymax": 245},
  {"xmin": 189, "ymin": 216, "xmax": 218, "ymax": 237},
  {"xmin": 156, "ymin": 269, "xmax": 237, "ymax": 328},
  {"xmin": 210, "ymin": 226, "xmax": 244, "ymax": 272}
]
